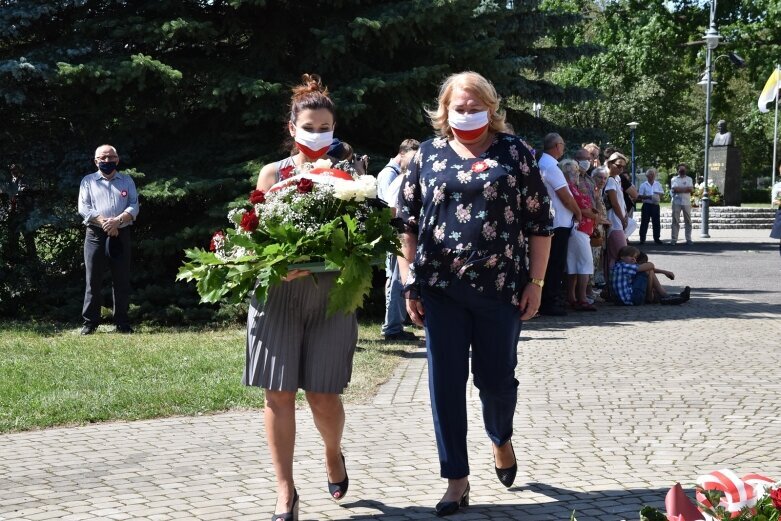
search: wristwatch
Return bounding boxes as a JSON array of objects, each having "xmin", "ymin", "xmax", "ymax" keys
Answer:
[{"xmin": 529, "ymin": 278, "xmax": 544, "ymax": 288}]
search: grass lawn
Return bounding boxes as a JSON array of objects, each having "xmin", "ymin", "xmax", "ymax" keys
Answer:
[{"xmin": 0, "ymin": 321, "xmax": 418, "ymax": 433}]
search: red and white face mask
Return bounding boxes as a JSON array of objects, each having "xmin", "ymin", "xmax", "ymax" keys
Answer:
[
  {"xmin": 294, "ymin": 128, "xmax": 333, "ymax": 159},
  {"xmin": 448, "ymin": 110, "xmax": 489, "ymax": 140}
]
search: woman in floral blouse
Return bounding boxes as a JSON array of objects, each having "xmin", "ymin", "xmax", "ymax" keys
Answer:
[{"xmin": 397, "ymin": 71, "xmax": 552, "ymax": 516}]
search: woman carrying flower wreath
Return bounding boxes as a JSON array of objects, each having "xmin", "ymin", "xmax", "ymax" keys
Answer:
[
  {"xmin": 396, "ymin": 71, "xmax": 552, "ymax": 516},
  {"xmin": 243, "ymin": 74, "xmax": 355, "ymax": 521}
]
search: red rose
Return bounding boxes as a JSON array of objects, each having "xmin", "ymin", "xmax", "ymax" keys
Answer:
[
  {"xmin": 471, "ymin": 161, "xmax": 488, "ymax": 173},
  {"xmin": 240, "ymin": 209, "xmax": 259, "ymax": 232},
  {"xmin": 249, "ymin": 189, "xmax": 266, "ymax": 204},
  {"xmin": 297, "ymin": 178, "xmax": 314, "ymax": 193},
  {"xmin": 279, "ymin": 165, "xmax": 295, "ymax": 180},
  {"xmin": 209, "ymin": 230, "xmax": 224, "ymax": 252},
  {"xmin": 770, "ymin": 488, "xmax": 781, "ymax": 510}
]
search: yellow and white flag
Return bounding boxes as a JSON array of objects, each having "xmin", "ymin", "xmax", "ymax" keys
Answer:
[{"xmin": 758, "ymin": 68, "xmax": 781, "ymax": 113}]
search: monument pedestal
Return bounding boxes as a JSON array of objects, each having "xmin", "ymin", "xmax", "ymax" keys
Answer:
[{"xmin": 708, "ymin": 146, "xmax": 741, "ymax": 206}]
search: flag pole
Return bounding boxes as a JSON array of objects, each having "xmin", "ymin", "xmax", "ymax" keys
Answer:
[{"xmin": 773, "ymin": 64, "xmax": 780, "ymax": 190}]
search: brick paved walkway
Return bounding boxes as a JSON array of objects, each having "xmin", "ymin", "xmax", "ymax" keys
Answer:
[{"xmin": 1, "ymin": 230, "xmax": 780, "ymax": 520}]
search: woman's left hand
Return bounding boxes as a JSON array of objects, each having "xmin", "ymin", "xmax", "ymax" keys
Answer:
[{"xmin": 518, "ymin": 284, "xmax": 542, "ymax": 320}]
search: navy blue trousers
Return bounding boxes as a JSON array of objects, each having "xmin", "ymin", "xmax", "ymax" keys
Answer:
[{"xmin": 421, "ymin": 278, "xmax": 521, "ymax": 479}]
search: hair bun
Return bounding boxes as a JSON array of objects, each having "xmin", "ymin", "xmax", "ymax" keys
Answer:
[{"xmin": 292, "ymin": 73, "xmax": 328, "ymax": 100}]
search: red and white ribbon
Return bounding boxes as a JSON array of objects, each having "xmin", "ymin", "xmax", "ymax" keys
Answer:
[
  {"xmin": 695, "ymin": 469, "xmax": 775, "ymax": 519},
  {"xmin": 268, "ymin": 167, "xmax": 354, "ymax": 193}
]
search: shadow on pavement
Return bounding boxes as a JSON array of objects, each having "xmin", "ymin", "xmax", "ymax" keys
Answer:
[
  {"xmin": 632, "ymin": 241, "xmax": 777, "ymax": 255},
  {"xmin": 529, "ymin": 293, "xmax": 781, "ymax": 330},
  {"xmin": 340, "ymin": 483, "xmax": 670, "ymax": 520}
]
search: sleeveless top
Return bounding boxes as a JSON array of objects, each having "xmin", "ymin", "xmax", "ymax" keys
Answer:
[{"xmin": 272, "ymin": 156, "xmax": 297, "ymax": 183}]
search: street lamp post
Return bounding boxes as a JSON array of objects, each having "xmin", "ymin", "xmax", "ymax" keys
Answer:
[
  {"xmin": 627, "ymin": 122, "xmax": 639, "ymax": 185},
  {"xmin": 700, "ymin": 0, "xmax": 721, "ymax": 239},
  {"xmin": 532, "ymin": 102, "xmax": 542, "ymax": 119}
]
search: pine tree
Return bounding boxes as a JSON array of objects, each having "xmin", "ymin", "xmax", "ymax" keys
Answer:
[{"xmin": 0, "ymin": 0, "xmax": 588, "ymax": 321}]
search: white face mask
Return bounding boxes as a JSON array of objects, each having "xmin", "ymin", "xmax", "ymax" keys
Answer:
[
  {"xmin": 448, "ymin": 110, "xmax": 489, "ymax": 131},
  {"xmin": 294, "ymin": 127, "xmax": 334, "ymax": 158},
  {"xmin": 578, "ymin": 160, "xmax": 591, "ymax": 171}
]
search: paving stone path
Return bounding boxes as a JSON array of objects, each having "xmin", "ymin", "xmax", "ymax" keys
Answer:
[{"xmin": 2, "ymin": 230, "xmax": 780, "ymax": 520}]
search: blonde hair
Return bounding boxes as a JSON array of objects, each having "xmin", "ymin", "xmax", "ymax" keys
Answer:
[
  {"xmin": 426, "ymin": 71, "xmax": 508, "ymax": 138},
  {"xmin": 559, "ymin": 159, "xmax": 580, "ymax": 182}
]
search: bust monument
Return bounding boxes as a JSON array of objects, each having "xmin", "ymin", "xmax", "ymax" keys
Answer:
[{"xmin": 712, "ymin": 120, "xmax": 734, "ymax": 146}]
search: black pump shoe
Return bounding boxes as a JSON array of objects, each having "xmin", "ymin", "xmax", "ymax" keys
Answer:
[
  {"xmin": 435, "ymin": 482, "xmax": 470, "ymax": 517},
  {"xmin": 271, "ymin": 489, "xmax": 298, "ymax": 521},
  {"xmin": 327, "ymin": 453, "xmax": 349, "ymax": 501},
  {"xmin": 494, "ymin": 441, "xmax": 517, "ymax": 488}
]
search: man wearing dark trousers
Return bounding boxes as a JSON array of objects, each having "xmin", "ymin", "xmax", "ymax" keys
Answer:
[
  {"xmin": 638, "ymin": 168, "xmax": 664, "ymax": 244},
  {"xmin": 77, "ymin": 145, "xmax": 139, "ymax": 334},
  {"xmin": 538, "ymin": 133, "xmax": 582, "ymax": 316}
]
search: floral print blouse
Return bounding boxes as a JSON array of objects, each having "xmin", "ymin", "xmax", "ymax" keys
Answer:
[{"xmin": 397, "ymin": 132, "xmax": 552, "ymax": 307}]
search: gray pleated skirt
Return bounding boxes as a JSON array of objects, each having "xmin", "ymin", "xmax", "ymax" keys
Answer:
[{"xmin": 242, "ymin": 272, "xmax": 358, "ymax": 394}]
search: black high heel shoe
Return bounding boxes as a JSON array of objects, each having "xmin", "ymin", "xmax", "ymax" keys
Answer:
[
  {"xmin": 494, "ymin": 441, "xmax": 517, "ymax": 488},
  {"xmin": 435, "ymin": 482, "xmax": 470, "ymax": 517},
  {"xmin": 327, "ymin": 453, "xmax": 349, "ymax": 500},
  {"xmin": 271, "ymin": 489, "xmax": 298, "ymax": 521}
]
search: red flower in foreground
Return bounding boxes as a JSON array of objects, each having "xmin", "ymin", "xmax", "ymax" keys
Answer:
[
  {"xmin": 297, "ymin": 178, "xmax": 314, "ymax": 193},
  {"xmin": 249, "ymin": 189, "xmax": 266, "ymax": 204},
  {"xmin": 240, "ymin": 209, "xmax": 259, "ymax": 232},
  {"xmin": 770, "ymin": 488, "xmax": 781, "ymax": 510},
  {"xmin": 279, "ymin": 165, "xmax": 295, "ymax": 180},
  {"xmin": 209, "ymin": 230, "xmax": 225, "ymax": 252},
  {"xmin": 471, "ymin": 160, "xmax": 488, "ymax": 173}
]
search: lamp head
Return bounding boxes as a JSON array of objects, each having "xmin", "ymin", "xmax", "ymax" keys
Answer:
[
  {"xmin": 698, "ymin": 70, "xmax": 717, "ymax": 91},
  {"xmin": 704, "ymin": 26, "xmax": 721, "ymax": 50},
  {"xmin": 626, "ymin": 121, "xmax": 639, "ymax": 130}
]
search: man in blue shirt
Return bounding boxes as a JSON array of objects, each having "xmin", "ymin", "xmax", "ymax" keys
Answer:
[
  {"xmin": 377, "ymin": 138, "xmax": 419, "ymax": 341},
  {"xmin": 77, "ymin": 145, "xmax": 140, "ymax": 334}
]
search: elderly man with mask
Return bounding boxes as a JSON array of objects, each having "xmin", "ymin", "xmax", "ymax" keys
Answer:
[
  {"xmin": 638, "ymin": 168, "xmax": 664, "ymax": 245},
  {"xmin": 670, "ymin": 163, "xmax": 693, "ymax": 245},
  {"xmin": 77, "ymin": 144, "xmax": 140, "ymax": 335}
]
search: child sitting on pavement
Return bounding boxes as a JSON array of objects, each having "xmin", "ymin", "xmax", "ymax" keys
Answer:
[{"xmin": 611, "ymin": 246, "xmax": 691, "ymax": 305}]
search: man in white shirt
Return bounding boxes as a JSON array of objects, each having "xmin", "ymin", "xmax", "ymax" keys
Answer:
[
  {"xmin": 638, "ymin": 168, "xmax": 664, "ymax": 245},
  {"xmin": 670, "ymin": 163, "xmax": 693, "ymax": 245},
  {"xmin": 378, "ymin": 138, "xmax": 419, "ymax": 341},
  {"xmin": 538, "ymin": 133, "xmax": 582, "ymax": 316}
]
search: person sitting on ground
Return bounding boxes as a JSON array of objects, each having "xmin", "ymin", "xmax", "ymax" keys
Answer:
[{"xmin": 611, "ymin": 246, "xmax": 690, "ymax": 306}]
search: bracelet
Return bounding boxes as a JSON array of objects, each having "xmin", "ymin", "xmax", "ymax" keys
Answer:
[{"xmin": 528, "ymin": 278, "xmax": 544, "ymax": 288}]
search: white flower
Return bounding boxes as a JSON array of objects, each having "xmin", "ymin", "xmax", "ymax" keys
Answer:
[
  {"xmin": 432, "ymin": 137, "xmax": 447, "ymax": 149},
  {"xmin": 333, "ymin": 180, "xmax": 358, "ymax": 201},
  {"xmin": 432, "ymin": 159, "xmax": 448, "ymax": 172},
  {"xmin": 313, "ymin": 158, "xmax": 333, "ymax": 169},
  {"xmin": 456, "ymin": 170, "xmax": 472, "ymax": 184}
]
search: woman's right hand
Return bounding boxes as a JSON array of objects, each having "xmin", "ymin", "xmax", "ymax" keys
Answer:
[
  {"xmin": 282, "ymin": 269, "xmax": 311, "ymax": 282},
  {"xmin": 406, "ymin": 298, "xmax": 425, "ymax": 326}
]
